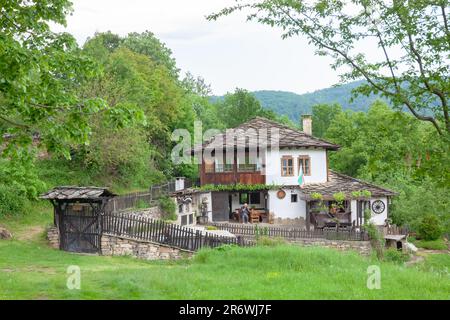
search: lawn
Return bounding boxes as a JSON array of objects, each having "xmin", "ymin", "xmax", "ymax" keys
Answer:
[
  {"xmin": 1, "ymin": 239, "xmax": 449, "ymax": 300},
  {"xmin": 1, "ymin": 205, "xmax": 449, "ymax": 300}
]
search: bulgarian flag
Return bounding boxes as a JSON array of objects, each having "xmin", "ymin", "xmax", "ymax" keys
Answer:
[{"xmin": 298, "ymin": 166, "xmax": 305, "ymax": 188}]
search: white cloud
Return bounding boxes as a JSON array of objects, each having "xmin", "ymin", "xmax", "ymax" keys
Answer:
[{"xmin": 53, "ymin": 0, "xmax": 345, "ymax": 95}]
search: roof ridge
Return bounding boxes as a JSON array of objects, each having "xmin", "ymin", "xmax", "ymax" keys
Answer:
[{"xmin": 236, "ymin": 117, "xmax": 340, "ymax": 148}]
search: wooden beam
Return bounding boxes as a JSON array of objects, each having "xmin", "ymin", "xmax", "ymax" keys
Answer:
[{"xmin": 305, "ymin": 201, "xmax": 311, "ymax": 231}]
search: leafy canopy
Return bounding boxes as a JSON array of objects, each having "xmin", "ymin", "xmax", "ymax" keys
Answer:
[{"xmin": 209, "ymin": 0, "xmax": 450, "ymax": 136}]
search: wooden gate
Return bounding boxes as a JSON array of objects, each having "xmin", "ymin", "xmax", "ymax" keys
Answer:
[
  {"xmin": 211, "ymin": 192, "xmax": 230, "ymax": 222},
  {"xmin": 59, "ymin": 203, "xmax": 101, "ymax": 253}
]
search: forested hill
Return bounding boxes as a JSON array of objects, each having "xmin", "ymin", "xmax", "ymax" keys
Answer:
[{"xmin": 212, "ymin": 81, "xmax": 384, "ymax": 121}]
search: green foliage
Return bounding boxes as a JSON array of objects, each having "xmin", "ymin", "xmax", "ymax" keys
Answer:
[
  {"xmin": 196, "ymin": 183, "xmax": 280, "ymax": 192},
  {"xmin": 213, "ymin": 82, "xmax": 380, "ymax": 123},
  {"xmin": 256, "ymin": 236, "xmax": 286, "ymax": 247},
  {"xmin": 254, "ymin": 225, "xmax": 269, "ymax": 240},
  {"xmin": 205, "ymin": 226, "xmax": 218, "ymax": 231},
  {"xmin": 412, "ymin": 238, "xmax": 447, "ymax": 251},
  {"xmin": 332, "ymin": 192, "xmax": 346, "ymax": 204},
  {"xmin": 351, "ymin": 190, "xmax": 372, "ymax": 199},
  {"xmin": 321, "ymin": 100, "xmax": 449, "ymax": 236},
  {"xmin": 135, "ymin": 200, "xmax": 150, "ymax": 210},
  {"xmin": 0, "ymin": 152, "xmax": 46, "ymax": 200},
  {"xmin": 311, "ymin": 104, "xmax": 343, "ymax": 137},
  {"xmin": 0, "ymin": 184, "xmax": 27, "ymax": 217},
  {"xmin": 390, "ymin": 178, "xmax": 449, "ymax": 235},
  {"xmin": 310, "ymin": 192, "xmax": 323, "ymax": 200},
  {"xmin": 213, "ymin": 88, "xmax": 294, "ymax": 128},
  {"xmin": 417, "ymin": 214, "xmax": 444, "ymax": 241},
  {"xmin": 210, "ymin": 1, "xmax": 449, "ymax": 135},
  {"xmin": 158, "ymin": 196, "xmax": 177, "ymax": 221},
  {"xmin": 383, "ymin": 248, "xmax": 410, "ymax": 265}
]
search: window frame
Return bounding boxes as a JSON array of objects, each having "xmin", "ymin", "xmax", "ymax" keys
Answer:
[
  {"xmin": 239, "ymin": 192, "xmax": 249, "ymax": 205},
  {"xmin": 281, "ymin": 156, "xmax": 294, "ymax": 176},
  {"xmin": 291, "ymin": 194, "xmax": 298, "ymax": 203},
  {"xmin": 298, "ymin": 155, "xmax": 311, "ymax": 176}
]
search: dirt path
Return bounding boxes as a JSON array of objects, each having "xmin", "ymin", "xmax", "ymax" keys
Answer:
[
  {"xmin": 406, "ymin": 248, "xmax": 449, "ymax": 266},
  {"xmin": 15, "ymin": 226, "xmax": 45, "ymax": 241}
]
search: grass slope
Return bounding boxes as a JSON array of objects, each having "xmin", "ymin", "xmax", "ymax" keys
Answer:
[
  {"xmin": 1, "ymin": 206, "xmax": 449, "ymax": 300},
  {"xmin": 1, "ymin": 239, "xmax": 449, "ymax": 300}
]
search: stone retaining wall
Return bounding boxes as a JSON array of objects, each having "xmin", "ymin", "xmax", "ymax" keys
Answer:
[
  {"xmin": 101, "ymin": 234, "xmax": 193, "ymax": 260},
  {"xmin": 46, "ymin": 226, "xmax": 59, "ymax": 249},
  {"xmin": 289, "ymin": 238, "xmax": 372, "ymax": 256},
  {"xmin": 119, "ymin": 206, "xmax": 161, "ymax": 219}
]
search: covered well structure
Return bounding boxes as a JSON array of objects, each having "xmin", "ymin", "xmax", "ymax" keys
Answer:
[{"xmin": 41, "ymin": 186, "xmax": 116, "ymax": 253}]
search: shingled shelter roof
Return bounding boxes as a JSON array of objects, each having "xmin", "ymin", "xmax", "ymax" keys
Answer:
[
  {"xmin": 299, "ymin": 171, "xmax": 398, "ymax": 199},
  {"xmin": 192, "ymin": 117, "xmax": 339, "ymax": 153},
  {"xmin": 40, "ymin": 186, "xmax": 117, "ymax": 200}
]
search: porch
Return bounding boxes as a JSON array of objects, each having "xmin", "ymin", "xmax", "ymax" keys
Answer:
[
  {"xmin": 210, "ymin": 190, "xmax": 270, "ymax": 223},
  {"xmin": 306, "ymin": 199, "xmax": 353, "ymax": 230}
]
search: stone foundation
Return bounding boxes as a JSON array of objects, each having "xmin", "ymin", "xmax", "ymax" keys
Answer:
[
  {"xmin": 120, "ymin": 207, "xmax": 161, "ymax": 219},
  {"xmin": 100, "ymin": 234, "xmax": 193, "ymax": 260},
  {"xmin": 46, "ymin": 226, "xmax": 59, "ymax": 248},
  {"xmin": 289, "ymin": 238, "xmax": 372, "ymax": 256},
  {"xmin": 273, "ymin": 217, "xmax": 306, "ymax": 228}
]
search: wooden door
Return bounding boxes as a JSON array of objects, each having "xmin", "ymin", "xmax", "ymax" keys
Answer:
[{"xmin": 211, "ymin": 192, "xmax": 230, "ymax": 222}]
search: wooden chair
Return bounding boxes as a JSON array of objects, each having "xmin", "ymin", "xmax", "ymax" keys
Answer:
[{"xmin": 250, "ymin": 209, "xmax": 260, "ymax": 224}]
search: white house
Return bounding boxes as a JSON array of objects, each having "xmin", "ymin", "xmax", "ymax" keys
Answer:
[{"xmin": 174, "ymin": 116, "xmax": 396, "ymax": 229}]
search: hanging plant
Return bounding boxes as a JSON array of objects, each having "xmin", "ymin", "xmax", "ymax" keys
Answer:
[{"xmin": 332, "ymin": 192, "xmax": 346, "ymax": 209}]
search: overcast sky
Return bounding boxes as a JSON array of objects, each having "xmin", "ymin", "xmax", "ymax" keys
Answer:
[{"xmin": 55, "ymin": 0, "xmax": 344, "ymax": 95}]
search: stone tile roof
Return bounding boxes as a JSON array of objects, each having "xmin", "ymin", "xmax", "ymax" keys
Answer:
[
  {"xmin": 192, "ymin": 117, "xmax": 339, "ymax": 153},
  {"xmin": 40, "ymin": 186, "xmax": 117, "ymax": 200},
  {"xmin": 299, "ymin": 171, "xmax": 398, "ymax": 198}
]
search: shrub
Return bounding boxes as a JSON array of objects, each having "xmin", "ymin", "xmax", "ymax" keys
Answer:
[
  {"xmin": 256, "ymin": 236, "xmax": 285, "ymax": 246},
  {"xmin": 158, "ymin": 196, "xmax": 177, "ymax": 220},
  {"xmin": 135, "ymin": 199, "xmax": 149, "ymax": 209},
  {"xmin": 417, "ymin": 214, "xmax": 443, "ymax": 241},
  {"xmin": 414, "ymin": 239, "xmax": 447, "ymax": 250},
  {"xmin": 384, "ymin": 248, "xmax": 410, "ymax": 264},
  {"xmin": 205, "ymin": 226, "xmax": 218, "ymax": 231},
  {"xmin": 0, "ymin": 184, "xmax": 27, "ymax": 217}
]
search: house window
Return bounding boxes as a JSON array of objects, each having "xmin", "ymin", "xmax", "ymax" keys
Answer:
[
  {"xmin": 178, "ymin": 204, "xmax": 183, "ymax": 214},
  {"xmin": 204, "ymin": 159, "xmax": 214, "ymax": 173},
  {"xmin": 249, "ymin": 192, "xmax": 260, "ymax": 204},
  {"xmin": 215, "ymin": 154, "xmax": 233, "ymax": 172},
  {"xmin": 238, "ymin": 152, "xmax": 259, "ymax": 172},
  {"xmin": 281, "ymin": 156, "xmax": 294, "ymax": 176},
  {"xmin": 298, "ymin": 156, "xmax": 311, "ymax": 176},
  {"xmin": 239, "ymin": 192, "xmax": 249, "ymax": 204},
  {"xmin": 291, "ymin": 194, "xmax": 298, "ymax": 203}
]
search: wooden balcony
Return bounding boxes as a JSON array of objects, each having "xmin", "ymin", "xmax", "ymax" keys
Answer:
[{"xmin": 200, "ymin": 162, "xmax": 265, "ymax": 185}]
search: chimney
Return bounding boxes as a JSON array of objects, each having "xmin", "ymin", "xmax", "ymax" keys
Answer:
[{"xmin": 302, "ymin": 114, "xmax": 312, "ymax": 135}]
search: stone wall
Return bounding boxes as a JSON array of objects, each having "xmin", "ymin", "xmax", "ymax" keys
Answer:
[
  {"xmin": 101, "ymin": 234, "xmax": 193, "ymax": 260},
  {"xmin": 46, "ymin": 226, "xmax": 59, "ymax": 249},
  {"xmin": 273, "ymin": 217, "xmax": 306, "ymax": 227},
  {"xmin": 120, "ymin": 206, "xmax": 161, "ymax": 219},
  {"xmin": 289, "ymin": 238, "xmax": 372, "ymax": 256}
]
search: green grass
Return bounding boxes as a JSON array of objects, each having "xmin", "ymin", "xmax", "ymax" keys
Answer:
[
  {"xmin": 0, "ymin": 202, "xmax": 52, "ymax": 239},
  {"xmin": 409, "ymin": 237, "xmax": 448, "ymax": 250},
  {"xmin": 418, "ymin": 254, "xmax": 450, "ymax": 276},
  {"xmin": 1, "ymin": 240, "xmax": 449, "ymax": 300},
  {"xmin": 1, "ymin": 206, "xmax": 449, "ymax": 300}
]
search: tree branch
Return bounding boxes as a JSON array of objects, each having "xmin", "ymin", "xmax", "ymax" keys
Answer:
[
  {"xmin": 274, "ymin": 4, "xmax": 444, "ymax": 135},
  {"xmin": 0, "ymin": 115, "xmax": 30, "ymax": 129},
  {"xmin": 441, "ymin": 4, "xmax": 450, "ymax": 47}
]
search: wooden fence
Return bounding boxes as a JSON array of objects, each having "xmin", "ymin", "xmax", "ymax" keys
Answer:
[
  {"xmin": 104, "ymin": 178, "xmax": 198, "ymax": 213},
  {"xmin": 104, "ymin": 191, "xmax": 156, "ymax": 213},
  {"xmin": 207, "ymin": 223, "xmax": 369, "ymax": 241},
  {"xmin": 379, "ymin": 225, "xmax": 408, "ymax": 236},
  {"xmin": 101, "ymin": 213, "xmax": 253, "ymax": 252}
]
